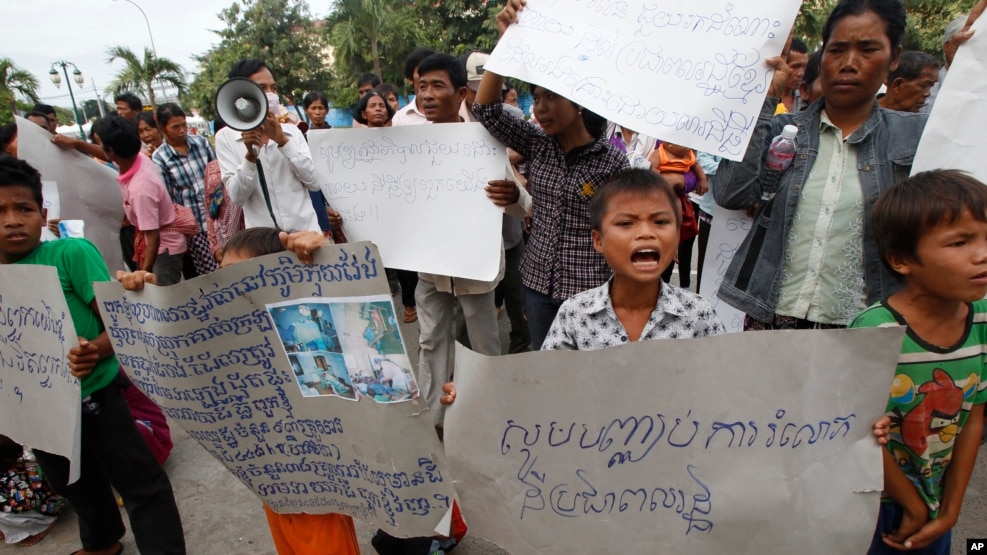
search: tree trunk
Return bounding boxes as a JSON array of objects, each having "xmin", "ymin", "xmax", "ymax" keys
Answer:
[
  {"xmin": 371, "ymin": 38, "xmax": 382, "ymax": 80},
  {"xmin": 147, "ymin": 79, "xmax": 156, "ymax": 108}
]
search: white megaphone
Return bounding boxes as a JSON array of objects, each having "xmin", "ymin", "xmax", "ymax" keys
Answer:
[{"xmin": 215, "ymin": 77, "xmax": 269, "ymax": 132}]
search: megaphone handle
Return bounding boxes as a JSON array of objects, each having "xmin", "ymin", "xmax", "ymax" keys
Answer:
[
  {"xmin": 251, "ymin": 144, "xmax": 260, "ymax": 158},
  {"xmin": 254, "ymin": 158, "xmax": 280, "ymax": 230}
]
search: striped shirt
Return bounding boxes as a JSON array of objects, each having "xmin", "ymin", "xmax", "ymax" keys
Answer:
[
  {"xmin": 152, "ymin": 134, "xmax": 216, "ymax": 232},
  {"xmin": 850, "ymin": 300, "xmax": 987, "ymax": 517},
  {"xmin": 473, "ymin": 102, "xmax": 628, "ymax": 301}
]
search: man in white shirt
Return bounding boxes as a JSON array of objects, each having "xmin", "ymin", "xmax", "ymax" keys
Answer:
[{"xmin": 215, "ymin": 59, "xmax": 321, "ymax": 231}]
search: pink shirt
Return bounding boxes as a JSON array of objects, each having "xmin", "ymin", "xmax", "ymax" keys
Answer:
[{"xmin": 117, "ymin": 154, "xmax": 186, "ymax": 255}]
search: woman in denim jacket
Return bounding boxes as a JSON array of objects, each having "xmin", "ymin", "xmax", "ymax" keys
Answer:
[{"xmin": 714, "ymin": 0, "xmax": 925, "ymax": 330}]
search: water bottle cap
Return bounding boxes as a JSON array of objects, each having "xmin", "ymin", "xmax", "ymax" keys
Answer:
[{"xmin": 781, "ymin": 124, "xmax": 798, "ymax": 140}]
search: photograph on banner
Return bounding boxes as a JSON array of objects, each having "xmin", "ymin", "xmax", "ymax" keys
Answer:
[
  {"xmin": 15, "ymin": 116, "xmax": 126, "ymax": 272},
  {"xmin": 0, "ymin": 265, "xmax": 82, "ymax": 483},
  {"xmin": 40, "ymin": 181, "xmax": 60, "ymax": 242},
  {"xmin": 308, "ymin": 123, "xmax": 506, "ymax": 281},
  {"xmin": 912, "ymin": 16, "xmax": 987, "ymax": 182},
  {"xmin": 485, "ymin": 0, "xmax": 803, "ymax": 161},
  {"xmin": 94, "ymin": 243, "xmax": 454, "ymax": 536},
  {"xmin": 267, "ymin": 295, "xmax": 419, "ymax": 403},
  {"xmin": 698, "ymin": 205, "xmax": 753, "ymax": 333},
  {"xmin": 446, "ymin": 327, "xmax": 904, "ymax": 555}
]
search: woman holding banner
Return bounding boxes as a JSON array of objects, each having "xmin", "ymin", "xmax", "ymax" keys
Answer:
[
  {"xmin": 474, "ymin": 0, "xmax": 629, "ymax": 349},
  {"xmin": 713, "ymin": 0, "xmax": 982, "ymax": 331}
]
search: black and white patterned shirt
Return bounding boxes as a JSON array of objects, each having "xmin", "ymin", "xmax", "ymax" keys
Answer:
[{"xmin": 542, "ymin": 281, "xmax": 726, "ymax": 351}]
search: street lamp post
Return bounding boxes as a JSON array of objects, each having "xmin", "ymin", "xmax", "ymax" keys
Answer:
[
  {"xmin": 114, "ymin": 0, "xmax": 157, "ymax": 58},
  {"xmin": 49, "ymin": 61, "xmax": 86, "ymax": 138}
]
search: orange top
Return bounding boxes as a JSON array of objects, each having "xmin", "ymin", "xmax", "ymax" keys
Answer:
[
  {"xmin": 263, "ymin": 505, "xmax": 360, "ymax": 555},
  {"xmin": 656, "ymin": 144, "xmax": 696, "ymax": 174}
]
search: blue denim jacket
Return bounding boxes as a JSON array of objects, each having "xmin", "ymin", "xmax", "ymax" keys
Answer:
[{"xmin": 713, "ymin": 98, "xmax": 927, "ymax": 324}]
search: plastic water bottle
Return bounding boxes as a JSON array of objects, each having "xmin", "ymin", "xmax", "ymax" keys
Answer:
[{"xmin": 760, "ymin": 124, "xmax": 798, "ymax": 201}]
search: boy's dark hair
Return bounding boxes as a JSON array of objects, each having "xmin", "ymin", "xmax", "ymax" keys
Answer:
[
  {"xmin": 155, "ymin": 102, "xmax": 186, "ymax": 129},
  {"xmin": 589, "ymin": 169, "xmax": 680, "ymax": 232},
  {"xmin": 0, "ymin": 124, "xmax": 16, "ymax": 152},
  {"xmin": 92, "ymin": 115, "xmax": 142, "ymax": 159},
  {"xmin": 223, "ymin": 227, "xmax": 285, "ymax": 259},
  {"xmin": 302, "ymin": 91, "xmax": 330, "ymax": 110},
  {"xmin": 803, "ymin": 50, "xmax": 823, "ymax": 88},
  {"xmin": 790, "ymin": 38, "xmax": 809, "ymax": 55},
  {"xmin": 823, "ymin": 0, "xmax": 907, "ymax": 52},
  {"xmin": 114, "ymin": 92, "xmax": 143, "ymax": 112},
  {"xmin": 229, "ymin": 59, "xmax": 272, "ymax": 80},
  {"xmin": 31, "ymin": 104, "xmax": 56, "ymax": 116},
  {"xmin": 417, "ymin": 54, "xmax": 467, "ymax": 90},
  {"xmin": 886, "ymin": 50, "xmax": 940, "ymax": 84},
  {"xmin": 0, "ymin": 154, "xmax": 43, "ymax": 207},
  {"xmin": 357, "ymin": 73, "xmax": 381, "ymax": 89},
  {"xmin": 403, "ymin": 47, "xmax": 436, "ymax": 80},
  {"xmin": 872, "ymin": 169, "xmax": 987, "ymax": 275},
  {"xmin": 25, "ymin": 111, "xmax": 49, "ymax": 121}
]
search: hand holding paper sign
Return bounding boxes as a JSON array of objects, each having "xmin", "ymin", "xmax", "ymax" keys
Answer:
[{"xmin": 495, "ymin": 0, "xmax": 526, "ymax": 36}]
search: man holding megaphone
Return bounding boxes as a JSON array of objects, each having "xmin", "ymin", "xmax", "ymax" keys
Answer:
[{"xmin": 214, "ymin": 59, "xmax": 322, "ymax": 232}]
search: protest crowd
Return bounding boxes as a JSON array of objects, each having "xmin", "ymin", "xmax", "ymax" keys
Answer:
[{"xmin": 2, "ymin": 0, "xmax": 987, "ymax": 553}]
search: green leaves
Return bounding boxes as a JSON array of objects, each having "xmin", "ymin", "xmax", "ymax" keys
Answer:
[
  {"xmin": 0, "ymin": 58, "xmax": 40, "ymax": 125},
  {"xmin": 106, "ymin": 46, "xmax": 188, "ymax": 108}
]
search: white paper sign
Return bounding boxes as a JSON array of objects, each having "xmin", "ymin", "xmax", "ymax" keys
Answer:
[
  {"xmin": 912, "ymin": 17, "xmax": 987, "ymax": 182},
  {"xmin": 309, "ymin": 124, "xmax": 506, "ymax": 281},
  {"xmin": 485, "ymin": 0, "xmax": 802, "ymax": 161},
  {"xmin": 698, "ymin": 205, "xmax": 752, "ymax": 333},
  {"xmin": 0, "ymin": 266, "xmax": 81, "ymax": 483},
  {"xmin": 94, "ymin": 243, "xmax": 456, "ymax": 536},
  {"xmin": 16, "ymin": 116, "xmax": 126, "ymax": 272},
  {"xmin": 447, "ymin": 327, "xmax": 903, "ymax": 554}
]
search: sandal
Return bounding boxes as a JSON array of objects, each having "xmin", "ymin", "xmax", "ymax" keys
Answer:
[{"xmin": 403, "ymin": 307, "xmax": 418, "ymax": 324}]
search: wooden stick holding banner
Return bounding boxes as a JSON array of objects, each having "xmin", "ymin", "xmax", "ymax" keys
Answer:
[
  {"xmin": 94, "ymin": 243, "xmax": 456, "ymax": 537},
  {"xmin": 485, "ymin": 0, "xmax": 803, "ymax": 161}
]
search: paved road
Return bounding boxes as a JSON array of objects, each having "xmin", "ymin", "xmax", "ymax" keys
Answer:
[{"xmin": 6, "ymin": 278, "xmax": 985, "ymax": 554}]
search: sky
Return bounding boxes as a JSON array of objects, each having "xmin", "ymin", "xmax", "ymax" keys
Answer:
[{"xmin": 0, "ymin": 0, "xmax": 328, "ymax": 111}]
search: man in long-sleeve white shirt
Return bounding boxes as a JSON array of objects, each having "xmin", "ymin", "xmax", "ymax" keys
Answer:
[{"xmin": 215, "ymin": 59, "xmax": 321, "ymax": 231}]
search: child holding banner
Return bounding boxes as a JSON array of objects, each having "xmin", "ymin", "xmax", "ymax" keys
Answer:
[
  {"xmin": 0, "ymin": 154, "xmax": 186, "ymax": 555},
  {"xmin": 851, "ymin": 170, "xmax": 987, "ymax": 554},
  {"xmin": 118, "ymin": 227, "xmax": 362, "ymax": 555}
]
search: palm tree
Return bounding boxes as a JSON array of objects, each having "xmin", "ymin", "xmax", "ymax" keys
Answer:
[
  {"xmin": 0, "ymin": 58, "xmax": 40, "ymax": 116},
  {"xmin": 329, "ymin": 0, "xmax": 421, "ymax": 79},
  {"xmin": 106, "ymin": 46, "xmax": 187, "ymax": 107}
]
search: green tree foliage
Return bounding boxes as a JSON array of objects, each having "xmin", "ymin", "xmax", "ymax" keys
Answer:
[
  {"xmin": 81, "ymin": 99, "xmax": 113, "ymax": 121},
  {"xmin": 0, "ymin": 59, "xmax": 40, "ymax": 125},
  {"xmin": 186, "ymin": 0, "xmax": 333, "ymax": 120},
  {"xmin": 106, "ymin": 46, "xmax": 188, "ymax": 108},
  {"xmin": 326, "ymin": 0, "xmax": 422, "ymax": 101},
  {"xmin": 413, "ymin": 0, "xmax": 499, "ymax": 56}
]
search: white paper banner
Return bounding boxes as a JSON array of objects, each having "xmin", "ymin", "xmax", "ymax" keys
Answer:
[
  {"xmin": 447, "ymin": 327, "xmax": 904, "ymax": 554},
  {"xmin": 16, "ymin": 116, "xmax": 126, "ymax": 272},
  {"xmin": 94, "ymin": 243, "xmax": 456, "ymax": 536},
  {"xmin": 912, "ymin": 17, "xmax": 987, "ymax": 182},
  {"xmin": 0, "ymin": 265, "xmax": 81, "ymax": 483},
  {"xmin": 309, "ymin": 124, "xmax": 506, "ymax": 281},
  {"xmin": 485, "ymin": 0, "xmax": 803, "ymax": 161},
  {"xmin": 698, "ymin": 205, "xmax": 753, "ymax": 333}
]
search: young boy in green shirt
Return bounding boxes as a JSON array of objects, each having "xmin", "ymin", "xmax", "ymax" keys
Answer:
[
  {"xmin": 0, "ymin": 155, "xmax": 185, "ymax": 555},
  {"xmin": 851, "ymin": 169, "xmax": 987, "ymax": 554}
]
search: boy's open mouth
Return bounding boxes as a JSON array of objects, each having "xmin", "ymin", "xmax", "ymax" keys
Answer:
[{"xmin": 630, "ymin": 249, "xmax": 660, "ymax": 269}]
